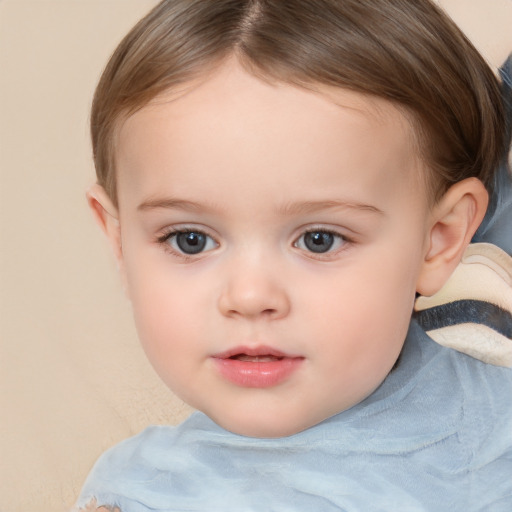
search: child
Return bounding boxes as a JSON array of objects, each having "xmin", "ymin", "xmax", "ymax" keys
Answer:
[{"xmin": 75, "ymin": 0, "xmax": 512, "ymax": 510}]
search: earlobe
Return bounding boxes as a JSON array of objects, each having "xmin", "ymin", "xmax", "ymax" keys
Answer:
[
  {"xmin": 416, "ymin": 178, "xmax": 489, "ymax": 297},
  {"xmin": 86, "ymin": 184, "xmax": 123, "ymax": 266}
]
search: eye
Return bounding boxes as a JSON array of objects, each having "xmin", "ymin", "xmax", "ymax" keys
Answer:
[
  {"xmin": 295, "ymin": 229, "xmax": 347, "ymax": 254},
  {"xmin": 164, "ymin": 230, "xmax": 217, "ymax": 255}
]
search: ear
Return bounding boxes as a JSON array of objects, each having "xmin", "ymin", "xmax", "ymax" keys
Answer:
[
  {"xmin": 86, "ymin": 184, "xmax": 124, "ymax": 271},
  {"xmin": 416, "ymin": 178, "xmax": 489, "ymax": 297}
]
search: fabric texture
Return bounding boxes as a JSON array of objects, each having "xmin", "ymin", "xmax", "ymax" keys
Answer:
[
  {"xmin": 74, "ymin": 323, "xmax": 512, "ymax": 512},
  {"xmin": 74, "ymin": 55, "xmax": 512, "ymax": 512}
]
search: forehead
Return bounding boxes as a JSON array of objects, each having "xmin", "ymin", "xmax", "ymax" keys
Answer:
[{"xmin": 115, "ymin": 62, "xmax": 423, "ymax": 209}]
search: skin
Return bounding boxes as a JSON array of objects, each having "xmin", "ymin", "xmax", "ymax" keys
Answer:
[{"xmin": 90, "ymin": 61, "xmax": 488, "ymax": 438}]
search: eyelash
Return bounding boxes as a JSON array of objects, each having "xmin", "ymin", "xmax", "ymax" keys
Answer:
[{"xmin": 156, "ymin": 226, "xmax": 352, "ymax": 260}]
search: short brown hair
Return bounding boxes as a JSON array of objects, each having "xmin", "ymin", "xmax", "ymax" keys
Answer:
[{"xmin": 91, "ymin": 0, "xmax": 506, "ymax": 206}]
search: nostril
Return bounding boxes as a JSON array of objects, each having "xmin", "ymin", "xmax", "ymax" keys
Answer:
[
  {"xmin": 217, "ymin": 278, "xmax": 291, "ymax": 319},
  {"xmin": 225, "ymin": 307, "xmax": 277, "ymax": 318}
]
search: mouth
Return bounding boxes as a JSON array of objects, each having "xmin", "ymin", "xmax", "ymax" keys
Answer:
[
  {"xmin": 230, "ymin": 354, "xmax": 284, "ymax": 362},
  {"xmin": 211, "ymin": 346, "xmax": 304, "ymax": 388}
]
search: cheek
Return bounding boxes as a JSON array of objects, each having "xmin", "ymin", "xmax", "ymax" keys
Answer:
[
  {"xmin": 303, "ymin": 251, "xmax": 419, "ymax": 360},
  {"xmin": 123, "ymin": 256, "xmax": 204, "ymax": 356},
  {"xmin": 126, "ymin": 274, "xmax": 208, "ymax": 400}
]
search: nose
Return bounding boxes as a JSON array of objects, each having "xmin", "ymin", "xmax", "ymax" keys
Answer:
[{"xmin": 217, "ymin": 261, "xmax": 291, "ymax": 320}]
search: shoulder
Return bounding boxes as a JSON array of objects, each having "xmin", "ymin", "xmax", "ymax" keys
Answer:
[
  {"xmin": 73, "ymin": 412, "xmax": 226, "ymax": 511},
  {"xmin": 91, "ymin": 424, "xmax": 173, "ymax": 473},
  {"xmin": 409, "ymin": 321, "xmax": 512, "ymax": 481},
  {"xmin": 73, "ymin": 417, "xmax": 207, "ymax": 512}
]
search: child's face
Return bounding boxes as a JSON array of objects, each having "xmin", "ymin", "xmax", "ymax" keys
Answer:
[{"xmin": 113, "ymin": 62, "xmax": 432, "ymax": 437}]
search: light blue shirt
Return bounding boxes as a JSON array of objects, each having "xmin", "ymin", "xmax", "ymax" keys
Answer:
[{"xmin": 75, "ymin": 322, "xmax": 512, "ymax": 512}]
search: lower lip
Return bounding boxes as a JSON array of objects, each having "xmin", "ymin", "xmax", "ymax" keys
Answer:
[{"xmin": 213, "ymin": 357, "xmax": 304, "ymax": 388}]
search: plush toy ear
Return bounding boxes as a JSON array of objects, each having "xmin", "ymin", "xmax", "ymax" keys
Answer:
[
  {"xmin": 416, "ymin": 178, "xmax": 489, "ymax": 297},
  {"xmin": 86, "ymin": 184, "xmax": 127, "ymax": 287}
]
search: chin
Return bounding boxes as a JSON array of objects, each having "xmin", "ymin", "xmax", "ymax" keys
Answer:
[
  {"xmin": 223, "ymin": 421, "xmax": 307, "ymax": 439},
  {"xmin": 208, "ymin": 408, "xmax": 323, "ymax": 439}
]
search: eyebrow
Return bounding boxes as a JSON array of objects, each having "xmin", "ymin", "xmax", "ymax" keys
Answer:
[
  {"xmin": 138, "ymin": 198, "xmax": 212, "ymax": 212},
  {"xmin": 138, "ymin": 197, "xmax": 383, "ymax": 216},
  {"xmin": 277, "ymin": 199, "xmax": 384, "ymax": 216}
]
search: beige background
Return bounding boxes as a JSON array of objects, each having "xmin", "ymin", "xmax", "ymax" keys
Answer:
[{"xmin": 0, "ymin": 1, "xmax": 511, "ymax": 511}]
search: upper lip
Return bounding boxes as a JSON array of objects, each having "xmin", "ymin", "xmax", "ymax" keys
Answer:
[{"xmin": 212, "ymin": 345, "xmax": 302, "ymax": 360}]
